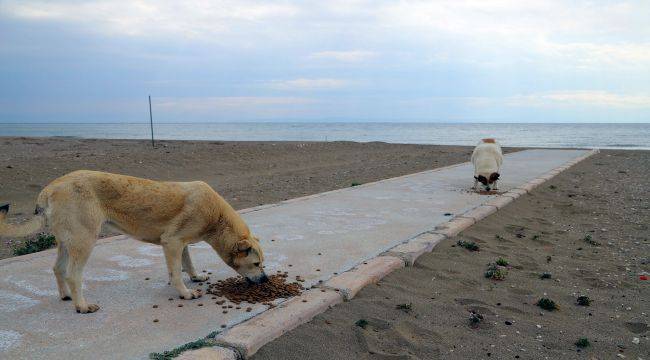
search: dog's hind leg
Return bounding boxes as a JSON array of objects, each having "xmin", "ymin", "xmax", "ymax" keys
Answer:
[
  {"xmin": 182, "ymin": 246, "xmax": 208, "ymax": 282},
  {"xmin": 53, "ymin": 242, "xmax": 71, "ymax": 300},
  {"xmin": 162, "ymin": 238, "xmax": 202, "ymax": 300},
  {"xmin": 65, "ymin": 237, "xmax": 99, "ymax": 313}
]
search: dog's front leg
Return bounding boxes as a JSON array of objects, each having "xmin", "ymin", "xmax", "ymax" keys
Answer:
[
  {"xmin": 493, "ymin": 180, "xmax": 499, "ymax": 190},
  {"xmin": 182, "ymin": 246, "xmax": 208, "ymax": 282},
  {"xmin": 162, "ymin": 241, "xmax": 202, "ymax": 300}
]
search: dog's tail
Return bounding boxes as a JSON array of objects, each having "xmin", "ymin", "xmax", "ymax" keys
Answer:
[{"xmin": 0, "ymin": 202, "xmax": 46, "ymax": 238}]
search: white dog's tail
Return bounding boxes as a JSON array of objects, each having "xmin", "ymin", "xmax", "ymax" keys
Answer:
[{"xmin": 0, "ymin": 203, "xmax": 46, "ymax": 238}]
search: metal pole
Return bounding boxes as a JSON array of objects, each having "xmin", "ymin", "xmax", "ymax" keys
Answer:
[{"xmin": 148, "ymin": 95, "xmax": 155, "ymax": 148}]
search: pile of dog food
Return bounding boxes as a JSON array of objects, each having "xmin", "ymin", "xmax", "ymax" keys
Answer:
[{"xmin": 205, "ymin": 273, "xmax": 303, "ymax": 304}]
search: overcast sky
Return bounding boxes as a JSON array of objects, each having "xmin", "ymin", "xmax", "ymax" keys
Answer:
[{"xmin": 1, "ymin": 0, "xmax": 649, "ymax": 123}]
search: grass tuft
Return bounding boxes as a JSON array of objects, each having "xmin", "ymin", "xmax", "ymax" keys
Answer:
[
  {"xmin": 583, "ymin": 234, "xmax": 599, "ymax": 246},
  {"xmin": 355, "ymin": 319, "xmax": 369, "ymax": 329},
  {"xmin": 575, "ymin": 338, "xmax": 590, "ymax": 348},
  {"xmin": 396, "ymin": 303, "xmax": 412, "ymax": 313},
  {"xmin": 350, "ymin": 182, "xmax": 362, "ymax": 187},
  {"xmin": 485, "ymin": 263, "xmax": 508, "ymax": 280},
  {"xmin": 576, "ymin": 295, "xmax": 592, "ymax": 306},
  {"xmin": 13, "ymin": 233, "xmax": 56, "ymax": 256},
  {"xmin": 469, "ymin": 311, "xmax": 483, "ymax": 326},
  {"xmin": 149, "ymin": 338, "xmax": 216, "ymax": 360},
  {"xmin": 537, "ymin": 298, "xmax": 559, "ymax": 311},
  {"xmin": 457, "ymin": 240, "xmax": 480, "ymax": 251},
  {"xmin": 495, "ymin": 258, "xmax": 509, "ymax": 266}
]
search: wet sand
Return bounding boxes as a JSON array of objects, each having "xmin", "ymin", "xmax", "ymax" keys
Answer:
[{"xmin": 253, "ymin": 150, "xmax": 649, "ymax": 360}]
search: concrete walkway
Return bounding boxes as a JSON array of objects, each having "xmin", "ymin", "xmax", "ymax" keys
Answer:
[{"xmin": 0, "ymin": 149, "xmax": 591, "ymax": 359}]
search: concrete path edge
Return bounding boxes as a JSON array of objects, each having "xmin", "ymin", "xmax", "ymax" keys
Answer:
[{"xmin": 175, "ymin": 148, "xmax": 598, "ymax": 359}]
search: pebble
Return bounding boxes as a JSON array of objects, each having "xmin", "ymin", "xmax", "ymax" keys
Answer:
[{"xmin": 153, "ymin": 319, "xmax": 159, "ymax": 323}]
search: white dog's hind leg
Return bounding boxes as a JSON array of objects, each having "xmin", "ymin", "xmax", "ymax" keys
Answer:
[
  {"xmin": 182, "ymin": 246, "xmax": 208, "ymax": 282},
  {"xmin": 162, "ymin": 238, "xmax": 202, "ymax": 300}
]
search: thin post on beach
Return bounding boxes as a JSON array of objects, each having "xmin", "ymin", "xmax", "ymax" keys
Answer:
[{"xmin": 148, "ymin": 95, "xmax": 155, "ymax": 148}]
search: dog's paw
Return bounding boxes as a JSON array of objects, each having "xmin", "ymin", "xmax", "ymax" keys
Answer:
[
  {"xmin": 180, "ymin": 289, "xmax": 202, "ymax": 300},
  {"xmin": 61, "ymin": 295, "xmax": 72, "ymax": 301},
  {"xmin": 190, "ymin": 274, "xmax": 209, "ymax": 282},
  {"xmin": 75, "ymin": 303, "xmax": 100, "ymax": 314}
]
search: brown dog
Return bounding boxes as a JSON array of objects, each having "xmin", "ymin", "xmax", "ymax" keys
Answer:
[{"xmin": 0, "ymin": 170, "xmax": 266, "ymax": 313}]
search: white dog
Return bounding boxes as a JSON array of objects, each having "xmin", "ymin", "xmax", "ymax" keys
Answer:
[{"xmin": 471, "ymin": 138, "xmax": 503, "ymax": 192}]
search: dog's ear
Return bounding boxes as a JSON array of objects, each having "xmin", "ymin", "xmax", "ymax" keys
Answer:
[
  {"xmin": 232, "ymin": 239, "xmax": 252, "ymax": 258},
  {"xmin": 477, "ymin": 175, "xmax": 487, "ymax": 185},
  {"xmin": 489, "ymin": 172, "xmax": 500, "ymax": 183}
]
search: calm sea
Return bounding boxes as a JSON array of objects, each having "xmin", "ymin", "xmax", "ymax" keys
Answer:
[{"xmin": 1, "ymin": 123, "xmax": 648, "ymax": 150}]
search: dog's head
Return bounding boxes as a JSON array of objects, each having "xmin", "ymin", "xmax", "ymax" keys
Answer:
[
  {"xmin": 228, "ymin": 235, "xmax": 267, "ymax": 284},
  {"xmin": 475, "ymin": 172, "xmax": 500, "ymax": 191}
]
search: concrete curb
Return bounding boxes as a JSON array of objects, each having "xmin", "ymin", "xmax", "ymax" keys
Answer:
[
  {"xmin": 323, "ymin": 256, "xmax": 405, "ymax": 300},
  {"xmin": 432, "ymin": 216, "xmax": 475, "ymax": 237},
  {"xmin": 384, "ymin": 233, "xmax": 446, "ymax": 266},
  {"xmin": 214, "ymin": 289, "xmax": 343, "ymax": 358},
  {"xmin": 176, "ymin": 347, "xmax": 239, "ymax": 360}
]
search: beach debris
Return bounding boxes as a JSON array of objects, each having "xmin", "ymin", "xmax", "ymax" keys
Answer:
[
  {"xmin": 457, "ymin": 240, "xmax": 480, "ymax": 251},
  {"xmin": 576, "ymin": 295, "xmax": 592, "ymax": 306},
  {"xmin": 546, "ymin": 256, "xmax": 552, "ymax": 263},
  {"xmin": 485, "ymin": 262, "xmax": 508, "ymax": 280},
  {"xmin": 444, "ymin": 212, "xmax": 453, "ymax": 216},
  {"xmin": 639, "ymin": 275, "xmax": 648, "ymax": 281},
  {"xmin": 537, "ymin": 298, "xmax": 559, "ymax": 311},
  {"xmin": 575, "ymin": 338, "xmax": 590, "ymax": 348},
  {"xmin": 540, "ymin": 272, "xmax": 552, "ymax": 279},
  {"xmin": 205, "ymin": 274, "xmax": 302, "ymax": 304},
  {"xmin": 396, "ymin": 303, "xmax": 412, "ymax": 313},
  {"xmin": 355, "ymin": 319, "xmax": 369, "ymax": 329}
]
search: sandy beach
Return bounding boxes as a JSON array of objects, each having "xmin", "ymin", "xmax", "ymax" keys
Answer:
[
  {"xmin": 1, "ymin": 137, "xmax": 492, "ymax": 259},
  {"xmin": 252, "ymin": 150, "xmax": 650, "ymax": 359}
]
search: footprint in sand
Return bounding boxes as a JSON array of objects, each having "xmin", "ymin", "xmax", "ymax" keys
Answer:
[{"xmin": 354, "ymin": 318, "xmax": 443, "ymax": 359}]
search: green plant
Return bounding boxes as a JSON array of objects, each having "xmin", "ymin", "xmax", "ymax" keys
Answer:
[
  {"xmin": 350, "ymin": 182, "xmax": 362, "ymax": 187},
  {"xmin": 496, "ymin": 258, "xmax": 509, "ymax": 266},
  {"xmin": 13, "ymin": 233, "xmax": 56, "ymax": 256},
  {"xmin": 355, "ymin": 319, "xmax": 369, "ymax": 329},
  {"xmin": 540, "ymin": 272, "xmax": 552, "ymax": 279},
  {"xmin": 396, "ymin": 303, "xmax": 412, "ymax": 312},
  {"xmin": 485, "ymin": 263, "xmax": 508, "ymax": 280},
  {"xmin": 537, "ymin": 298, "xmax": 559, "ymax": 311},
  {"xmin": 532, "ymin": 234, "xmax": 541, "ymax": 241},
  {"xmin": 549, "ymin": 185, "xmax": 557, "ymax": 190},
  {"xmin": 150, "ymin": 338, "xmax": 216, "ymax": 359},
  {"xmin": 495, "ymin": 234, "xmax": 505, "ymax": 241},
  {"xmin": 469, "ymin": 311, "xmax": 483, "ymax": 326},
  {"xmin": 575, "ymin": 338, "xmax": 590, "ymax": 348},
  {"xmin": 583, "ymin": 234, "xmax": 599, "ymax": 246},
  {"xmin": 576, "ymin": 295, "xmax": 592, "ymax": 306},
  {"xmin": 457, "ymin": 240, "xmax": 480, "ymax": 251}
]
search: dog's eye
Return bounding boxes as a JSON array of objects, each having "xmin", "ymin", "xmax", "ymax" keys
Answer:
[{"xmin": 254, "ymin": 262, "xmax": 260, "ymax": 267}]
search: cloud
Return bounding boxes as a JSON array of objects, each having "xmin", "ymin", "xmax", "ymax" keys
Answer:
[
  {"xmin": 267, "ymin": 78, "xmax": 353, "ymax": 90},
  {"xmin": 155, "ymin": 96, "xmax": 317, "ymax": 112},
  {"xmin": 506, "ymin": 91, "xmax": 650, "ymax": 108},
  {"xmin": 308, "ymin": 50, "xmax": 377, "ymax": 62}
]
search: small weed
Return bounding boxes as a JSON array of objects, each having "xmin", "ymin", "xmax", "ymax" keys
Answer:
[
  {"xmin": 583, "ymin": 234, "xmax": 599, "ymax": 246},
  {"xmin": 575, "ymin": 338, "xmax": 590, "ymax": 348},
  {"xmin": 537, "ymin": 298, "xmax": 559, "ymax": 311},
  {"xmin": 496, "ymin": 258, "xmax": 509, "ymax": 266},
  {"xmin": 13, "ymin": 233, "xmax": 56, "ymax": 256},
  {"xmin": 549, "ymin": 185, "xmax": 557, "ymax": 190},
  {"xmin": 469, "ymin": 311, "xmax": 483, "ymax": 327},
  {"xmin": 495, "ymin": 234, "xmax": 505, "ymax": 241},
  {"xmin": 576, "ymin": 295, "xmax": 592, "ymax": 306},
  {"xmin": 457, "ymin": 240, "xmax": 480, "ymax": 251},
  {"xmin": 355, "ymin": 319, "xmax": 369, "ymax": 329},
  {"xmin": 532, "ymin": 234, "xmax": 541, "ymax": 241},
  {"xmin": 350, "ymin": 182, "xmax": 362, "ymax": 187},
  {"xmin": 485, "ymin": 263, "xmax": 508, "ymax": 280},
  {"xmin": 396, "ymin": 303, "xmax": 412, "ymax": 313},
  {"xmin": 150, "ymin": 337, "xmax": 216, "ymax": 360},
  {"xmin": 546, "ymin": 255, "xmax": 552, "ymax": 263},
  {"xmin": 540, "ymin": 272, "xmax": 552, "ymax": 279}
]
